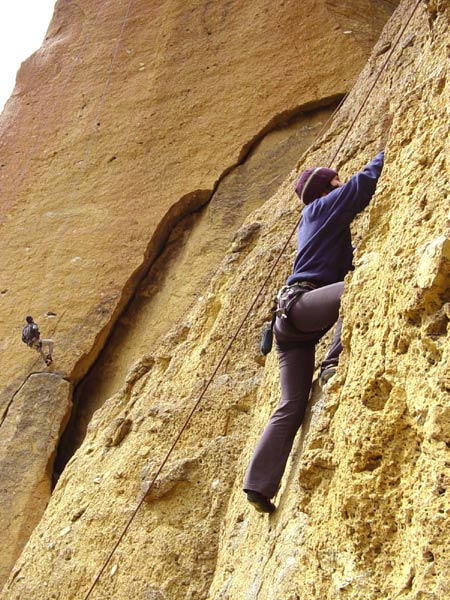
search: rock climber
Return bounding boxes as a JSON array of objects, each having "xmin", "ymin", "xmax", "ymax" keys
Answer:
[
  {"xmin": 243, "ymin": 150, "xmax": 385, "ymax": 513},
  {"xmin": 22, "ymin": 315, "xmax": 54, "ymax": 366}
]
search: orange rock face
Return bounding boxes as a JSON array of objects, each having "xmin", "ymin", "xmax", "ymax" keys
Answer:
[{"xmin": 0, "ymin": 0, "xmax": 397, "ymax": 589}]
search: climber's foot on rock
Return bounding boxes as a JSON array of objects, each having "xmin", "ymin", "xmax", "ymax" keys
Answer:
[
  {"xmin": 246, "ymin": 490, "xmax": 276, "ymax": 514},
  {"xmin": 319, "ymin": 365, "xmax": 337, "ymax": 387}
]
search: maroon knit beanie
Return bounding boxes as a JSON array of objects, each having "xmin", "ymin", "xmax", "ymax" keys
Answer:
[{"xmin": 295, "ymin": 167, "xmax": 338, "ymax": 204}]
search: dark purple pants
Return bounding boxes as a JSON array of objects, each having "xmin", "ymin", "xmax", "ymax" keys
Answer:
[{"xmin": 244, "ymin": 282, "xmax": 344, "ymax": 499}]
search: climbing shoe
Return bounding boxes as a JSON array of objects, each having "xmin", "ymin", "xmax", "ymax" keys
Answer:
[
  {"xmin": 45, "ymin": 355, "xmax": 53, "ymax": 366},
  {"xmin": 246, "ymin": 490, "xmax": 276, "ymax": 514},
  {"xmin": 319, "ymin": 365, "xmax": 337, "ymax": 386}
]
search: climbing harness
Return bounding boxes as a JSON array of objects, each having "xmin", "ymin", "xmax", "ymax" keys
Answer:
[
  {"xmin": 82, "ymin": 1, "xmax": 424, "ymax": 596},
  {"xmin": 260, "ymin": 281, "xmax": 318, "ymax": 355},
  {"xmin": 275, "ymin": 281, "xmax": 318, "ymax": 320},
  {"xmin": 259, "ymin": 0, "xmax": 425, "ymax": 356},
  {"xmin": 38, "ymin": 0, "xmax": 422, "ymax": 600}
]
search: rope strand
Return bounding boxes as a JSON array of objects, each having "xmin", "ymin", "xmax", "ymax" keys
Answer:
[
  {"xmin": 81, "ymin": 2, "xmax": 423, "ymax": 597},
  {"xmin": 329, "ymin": 0, "xmax": 423, "ymax": 166}
]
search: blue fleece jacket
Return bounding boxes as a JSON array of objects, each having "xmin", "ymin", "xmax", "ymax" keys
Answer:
[{"xmin": 287, "ymin": 151, "xmax": 384, "ymax": 287}]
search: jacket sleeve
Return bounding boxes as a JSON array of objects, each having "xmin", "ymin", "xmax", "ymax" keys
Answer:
[{"xmin": 309, "ymin": 151, "xmax": 385, "ymax": 227}]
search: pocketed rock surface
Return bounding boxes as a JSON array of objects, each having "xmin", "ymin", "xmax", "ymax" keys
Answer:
[
  {"xmin": 0, "ymin": 0, "xmax": 396, "ymax": 587},
  {"xmin": 2, "ymin": 1, "xmax": 450, "ymax": 599}
]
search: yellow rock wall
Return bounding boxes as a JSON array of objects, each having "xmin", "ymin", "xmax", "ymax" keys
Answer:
[
  {"xmin": 0, "ymin": 0, "xmax": 397, "ymax": 589},
  {"xmin": 0, "ymin": 0, "xmax": 391, "ymax": 386},
  {"xmin": 4, "ymin": 1, "xmax": 450, "ymax": 599}
]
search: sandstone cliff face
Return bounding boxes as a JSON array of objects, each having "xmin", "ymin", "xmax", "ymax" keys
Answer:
[
  {"xmin": 3, "ymin": 0, "xmax": 449, "ymax": 598},
  {"xmin": 0, "ymin": 0, "xmax": 397, "ymax": 589}
]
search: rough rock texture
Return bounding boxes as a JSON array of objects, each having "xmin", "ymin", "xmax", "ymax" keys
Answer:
[
  {"xmin": 0, "ymin": 374, "xmax": 71, "ymax": 586},
  {"xmin": 9, "ymin": 0, "xmax": 450, "ymax": 599},
  {"xmin": 0, "ymin": 0, "xmax": 398, "ymax": 588},
  {"xmin": 67, "ymin": 106, "xmax": 337, "ymax": 454},
  {"xmin": 0, "ymin": 0, "xmax": 392, "ymax": 385}
]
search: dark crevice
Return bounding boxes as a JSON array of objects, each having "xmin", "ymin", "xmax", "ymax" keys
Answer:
[
  {"xmin": 66, "ymin": 188, "xmax": 214, "ymax": 384},
  {"xmin": 237, "ymin": 94, "xmax": 345, "ymax": 166},
  {"xmin": 64, "ymin": 93, "xmax": 344, "ymax": 389},
  {"xmin": 52, "ymin": 96, "xmax": 343, "ymax": 486}
]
